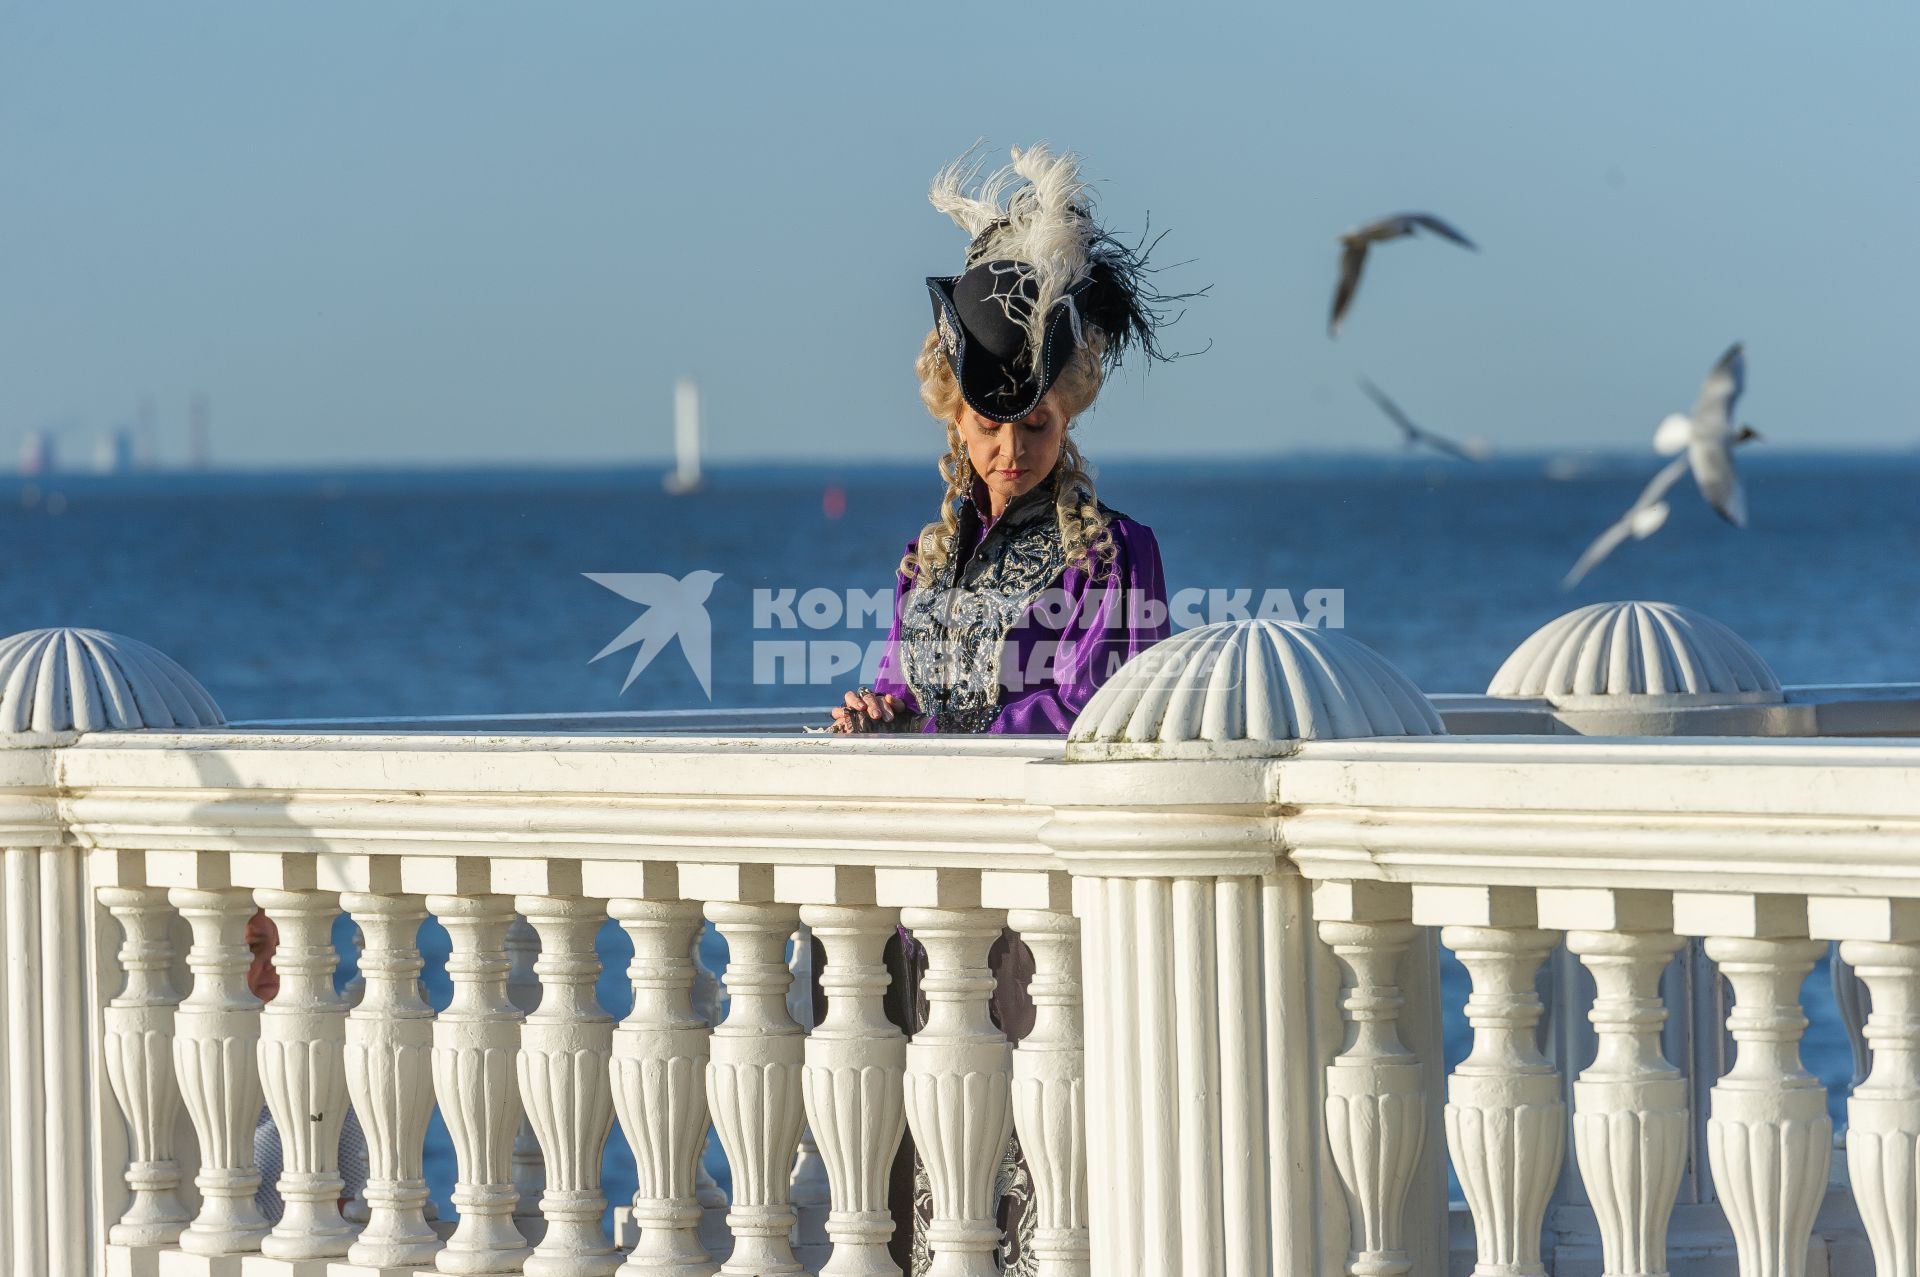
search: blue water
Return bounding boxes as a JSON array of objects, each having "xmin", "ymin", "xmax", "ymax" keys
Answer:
[{"xmin": 16, "ymin": 456, "xmax": 1915, "ymax": 1221}]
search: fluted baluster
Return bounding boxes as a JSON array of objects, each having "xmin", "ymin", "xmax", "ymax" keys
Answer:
[
  {"xmin": 611, "ymin": 899, "xmax": 716, "ymax": 1277},
  {"xmin": 518, "ymin": 895, "xmax": 619, "ymax": 1276},
  {"xmin": 1842, "ymin": 939, "xmax": 1920, "ymax": 1277},
  {"xmin": 1568, "ymin": 929, "xmax": 1689, "ymax": 1277},
  {"xmin": 1443, "ymin": 926, "xmax": 1563, "ymax": 1277},
  {"xmin": 169, "ymin": 886, "xmax": 271, "ymax": 1255},
  {"xmin": 1320, "ymin": 918, "xmax": 1424, "ymax": 1277},
  {"xmin": 344, "ymin": 890, "xmax": 443, "ymax": 1268},
  {"xmin": 431, "ymin": 893, "xmax": 533, "ymax": 1274},
  {"xmin": 1008, "ymin": 909, "xmax": 1089, "ymax": 1277},
  {"xmin": 100, "ymin": 886, "xmax": 190, "ymax": 1246},
  {"xmin": 706, "ymin": 901, "xmax": 808, "ymax": 1276},
  {"xmin": 901, "ymin": 906, "xmax": 1013, "ymax": 1277},
  {"xmin": 256, "ymin": 888, "xmax": 355, "ymax": 1259},
  {"xmin": 508, "ymin": 913, "xmax": 550, "ymax": 1243},
  {"xmin": 1705, "ymin": 936, "xmax": 1831, "ymax": 1277},
  {"xmin": 800, "ymin": 904, "xmax": 907, "ymax": 1277},
  {"xmin": 787, "ymin": 921, "xmax": 832, "ymax": 1270}
]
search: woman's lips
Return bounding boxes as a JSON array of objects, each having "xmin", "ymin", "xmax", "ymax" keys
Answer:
[{"xmin": 998, "ymin": 468, "xmax": 1023, "ymax": 478}]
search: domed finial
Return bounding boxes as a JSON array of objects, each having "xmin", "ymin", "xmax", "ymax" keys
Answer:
[
  {"xmin": 1488, "ymin": 601, "xmax": 1781, "ymax": 707},
  {"xmin": 1067, "ymin": 620, "xmax": 1443, "ymax": 761},
  {"xmin": 0, "ymin": 629, "xmax": 225, "ymax": 736}
]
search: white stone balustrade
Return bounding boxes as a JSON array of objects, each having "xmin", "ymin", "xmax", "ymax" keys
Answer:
[{"xmin": 5, "ymin": 616, "xmax": 1920, "ymax": 1277}]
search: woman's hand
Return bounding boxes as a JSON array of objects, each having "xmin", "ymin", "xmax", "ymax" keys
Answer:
[{"xmin": 829, "ymin": 687, "xmax": 911, "ymax": 733}]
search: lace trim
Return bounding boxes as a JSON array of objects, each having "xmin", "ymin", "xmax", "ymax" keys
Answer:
[{"xmin": 897, "ymin": 482, "xmax": 1072, "ymax": 733}]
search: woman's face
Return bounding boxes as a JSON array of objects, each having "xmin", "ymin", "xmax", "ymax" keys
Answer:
[{"xmin": 959, "ymin": 391, "xmax": 1068, "ymax": 515}]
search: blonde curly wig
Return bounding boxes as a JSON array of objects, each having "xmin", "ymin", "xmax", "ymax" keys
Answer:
[{"xmin": 900, "ymin": 326, "xmax": 1119, "ymax": 588}]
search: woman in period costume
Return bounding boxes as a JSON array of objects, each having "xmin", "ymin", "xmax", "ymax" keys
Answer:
[
  {"xmin": 827, "ymin": 141, "xmax": 1194, "ymax": 738},
  {"xmin": 822, "ymin": 142, "xmax": 1199, "ymax": 1274}
]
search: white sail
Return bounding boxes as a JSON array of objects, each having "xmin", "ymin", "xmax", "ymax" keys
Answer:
[{"xmin": 665, "ymin": 377, "xmax": 704, "ymax": 494}]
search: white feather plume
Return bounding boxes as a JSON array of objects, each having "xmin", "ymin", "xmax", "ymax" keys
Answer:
[{"xmin": 928, "ymin": 142, "xmax": 1099, "ymax": 371}]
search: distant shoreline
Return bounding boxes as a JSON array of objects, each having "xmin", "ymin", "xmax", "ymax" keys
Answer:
[{"xmin": 6, "ymin": 447, "xmax": 1916, "ymax": 497}]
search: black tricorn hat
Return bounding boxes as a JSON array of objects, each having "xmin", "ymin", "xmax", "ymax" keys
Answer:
[
  {"xmin": 927, "ymin": 261, "xmax": 1086, "ymax": 423},
  {"xmin": 924, "ymin": 144, "xmax": 1208, "ymax": 424}
]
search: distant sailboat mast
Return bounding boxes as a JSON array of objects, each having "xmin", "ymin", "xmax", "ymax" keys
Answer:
[{"xmin": 664, "ymin": 377, "xmax": 704, "ymax": 494}]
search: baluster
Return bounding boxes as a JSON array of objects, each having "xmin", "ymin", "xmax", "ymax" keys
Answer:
[
  {"xmin": 1443, "ymin": 926, "xmax": 1562, "ymax": 1277},
  {"xmin": 1320, "ymin": 918, "xmax": 1424, "ymax": 1277},
  {"xmin": 255, "ymin": 888, "xmax": 355, "ymax": 1259},
  {"xmin": 1568, "ymin": 929, "xmax": 1689, "ymax": 1277},
  {"xmin": 611, "ymin": 899, "xmax": 716, "ymax": 1277},
  {"xmin": 1842, "ymin": 939, "xmax": 1920, "ymax": 1277},
  {"xmin": 800, "ymin": 904, "xmax": 907, "ymax": 1277},
  {"xmin": 787, "ymin": 922, "xmax": 832, "ymax": 1270},
  {"xmin": 508, "ymin": 913, "xmax": 550, "ymax": 1243},
  {"xmin": 1704, "ymin": 936, "xmax": 1830, "ymax": 1277},
  {"xmin": 1008, "ymin": 909, "xmax": 1089, "ymax": 1277},
  {"xmin": 706, "ymin": 901, "xmax": 808, "ymax": 1276},
  {"xmin": 518, "ymin": 894, "xmax": 619, "ymax": 1276},
  {"xmin": 901, "ymin": 906, "xmax": 1013, "ymax": 1277},
  {"xmin": 343, "ymin": 890, "xmax": 443, "ymax": 1269},
  {"xmin": 430, "ymin": 893, "xmax": 533, "ymax": 1274},
  {"xmin": 99, "ymin": 886, "xmax": 190, "ymax": 1246},
  {"xmin": 168, "ymin": 886, "xmax": 272, "ymax": 1255}
]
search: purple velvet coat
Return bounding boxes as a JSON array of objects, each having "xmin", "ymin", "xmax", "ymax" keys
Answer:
[{"xmin": 871, "ymin": 479, "xmax": 1171, "ymax": 734}]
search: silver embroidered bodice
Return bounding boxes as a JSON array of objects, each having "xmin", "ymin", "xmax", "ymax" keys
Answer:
[{"xmin": 898, "ymin": 473, "xmax": 1111, "ymax": 733}]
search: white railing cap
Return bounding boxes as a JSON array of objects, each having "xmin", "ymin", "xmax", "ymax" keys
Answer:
[
  {"xmin": 1487, "ymin": 601, "xmax": 1784, "ymax": 709},
  {"xmin": 1065, "ymin": 619, "xmax": 1445, "ymax": 761},
  {"xmin": 0, "ymin": 628, "xmax": 226, "ymax": 737}
]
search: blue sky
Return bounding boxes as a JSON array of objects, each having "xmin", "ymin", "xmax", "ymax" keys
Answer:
[{"xmin": 1, "ymin": 2, "xmax": 1914, "ymax": 467}]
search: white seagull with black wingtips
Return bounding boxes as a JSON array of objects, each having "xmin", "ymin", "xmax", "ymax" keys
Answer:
[
  {"xmin": 1561, "ymin": 342, "xmax": 1763, "ymax": 588},
  {"xmin": 1654, "ymin": 341, "xmax": 1760, "ymax": 528}
]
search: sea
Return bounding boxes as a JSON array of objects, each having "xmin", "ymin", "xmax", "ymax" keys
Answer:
[{"xmin": 10, "ymin": 452, "xmax": 1918, "ymax": 1217}]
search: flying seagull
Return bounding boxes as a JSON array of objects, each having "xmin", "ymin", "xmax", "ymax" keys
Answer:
[
  {"xmin": 1561, "ymin": 345, "xmax": 1762, "ymax": 588},
  {"xmin": 1329, "ymin": 212, "xmax": 1478, "ymax": 337},
  {"xmin": 1357, "ymin": 376, "xmax": 1484, "ymax": 461},
  {"xmin": 1652, "ymin": 342, "xmax": 1759, "ymax": 527}
]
